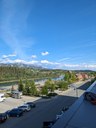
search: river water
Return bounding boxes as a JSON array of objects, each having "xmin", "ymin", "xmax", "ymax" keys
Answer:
[{"xmin": 0, "ymin": 75, "xmax": 64, "ymax": 89}]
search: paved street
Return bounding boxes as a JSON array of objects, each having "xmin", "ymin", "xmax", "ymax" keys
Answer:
[{"xmin": 0, "ymin": 81, "xmax": 89, "ymax": 128}]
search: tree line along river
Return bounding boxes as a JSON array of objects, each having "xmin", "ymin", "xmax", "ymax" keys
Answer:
[{"xmin": 0, "ymin": 75, "xmax": 64, "ymax": 90}]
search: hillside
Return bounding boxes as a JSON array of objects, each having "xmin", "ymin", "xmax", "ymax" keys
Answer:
[{"xmin": 0, "ymin": 64, "xmax": 64, "ymax": 82}]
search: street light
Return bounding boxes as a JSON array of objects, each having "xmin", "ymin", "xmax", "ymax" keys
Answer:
[
  {"xmin": 70, "ymin": 84, "xmax": 78, "ymax": 98},
  {"xmin": 74, "ymin": 87, "xmax": 78, "ymax": 98}
]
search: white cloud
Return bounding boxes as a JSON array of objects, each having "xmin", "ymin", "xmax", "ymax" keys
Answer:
[
  {"xmin": 2, "ymin": 55, "xmax": 8, "ymax": 59},
  {"xmin": 13, "ymin": 59, "xmax": 25, "ymax": 63},
  {"xmin": 64, "ymin": 64, "xmax": 80, "ymax": 67},
  {"xmin": 41, "ymin": 60, "xmax": 53, "ymax": 65},
  {"xmin": 27, "ymin": 60, "xmax": 39, "ymax": 65},
  {"xmin": 31, "ymin": 55, "xmax": 37, "ymax": 59},
  {"xmin": 41, "ymin": 51, "xmax": 49, "ymax": 56},
  {"xmin": 0, "ymin": 57, "xmax": 96, "ymax": 70},
  {"xmin": 0, "ymin": 58, "xmax": 39, "ymax": 65},
  {"xmin": 55, "ymin": 63, "xmax": 96, "ymax": 70},
  {"xmin": 11, "ymin": 59, "xmax": 39, "ymax": 65},
  {"xmin": 2, "ymin": 53, "xmax": 17, "ymax": 59},
  {"xmin": 0, "ymin": 58, "xmax": 13, "ymax": 63},
  {"xmin": 40, "ymin": 60, "xmax": 59, "ymax": 65}
]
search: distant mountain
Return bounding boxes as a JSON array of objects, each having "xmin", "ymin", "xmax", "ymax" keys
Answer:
[
  {"xmin": 0, "ymin": 62, "xmax": 43, "ymax": 69},
  {"xmin": 0, "ymin": 63, "xmax": 95, "ymax": 72},
  {"xmin": 74, "ymin": 70, "xmax": 95, "ymax": 73}
]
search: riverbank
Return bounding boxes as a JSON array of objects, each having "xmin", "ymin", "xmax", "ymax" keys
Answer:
[{"xmin": 0, "ymin": 75, "xmax": 64, "ymax": 90}]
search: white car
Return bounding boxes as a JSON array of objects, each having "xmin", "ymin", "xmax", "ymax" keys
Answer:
[
  {"xmin": 18, "ymin": 104, "xmax": 31, "ymax": 112},
  {"xmin": 56, "ymin": 112, "xmax": 63, "ymax": 120},
  {"xmin": 0, "ymin": 93, "xmax": 6, "ymax": 102}
]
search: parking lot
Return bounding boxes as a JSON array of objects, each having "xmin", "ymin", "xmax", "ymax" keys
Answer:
[
  {"xmin": 0, "ymin": 94, "xmax": 78, "ymax": 128},
  {"xmin": 0, "ymin": 96, "xmax": 40, "ymax": 113},
  {"xmin": 0, "ymin": 81, "xmax": 88, "ymax": 128}
]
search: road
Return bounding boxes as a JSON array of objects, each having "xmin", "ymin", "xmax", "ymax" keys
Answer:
[{"xmin": 0, "ymin": 81, "xmax": 89, "ymax": 128}]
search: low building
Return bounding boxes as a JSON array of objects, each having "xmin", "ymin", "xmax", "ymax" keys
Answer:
[{"xmin": 76, "ymin": 73, "xmax": 89, "ymax": 81}]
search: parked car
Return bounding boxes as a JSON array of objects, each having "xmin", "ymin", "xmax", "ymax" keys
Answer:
[
  {"xmin": 0, "ymin": 93, "xmax": 6, "ymax": 102},
  {"xmin": 61, "ymin": 106, "xmax": 69, "ymax": 112},
  {"xmin": 25, "ymin": 102, "xmax": 36, "ymax": 108},
  {"xmin": 0, "ymin": 112, "xmax": 9, "ymax": 123},
  {"xmin": 56, "ymin": 112, "xmax": 64, "ymax": 120},
  {"xmin": 84, "ymin": 91, "xmax": 96, "ymax": 105},
  {"xmin": 43, "ymin": 120, "xmax": 55, "ymax": 128},
  {"xmin": 8, "ymin": 108, "xmax": 23, "ymax": 117},
  {"xmin": 18, "ymin": 105, "xmax": 31, "ymax": 112}
]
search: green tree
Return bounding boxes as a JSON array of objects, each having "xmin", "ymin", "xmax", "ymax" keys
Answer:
[
  {"xmin": 64, "ymin": 71, "xmax": 77, "ymax": 83},
  {"xmin": 70, "ymin": 72, "xmax": 77, "ymax": 83},
  {"xmin": 64, "ymin": 72, "xmax": 70, "ymax": 82},
  {"xmin": 18, "ymin": 79, "xmax": 24, "ymax": 92},
  {"xmin": 23, "ymin": 79, "xmax": 30, "ymax": 95},
  {"xmin": 57, "ymin": 81, "xmax": 68, "ymax": 91},
  {"xmin": 30, "ymin": 80, "xmax": 37, "ymax": 96},
  {"xmin": 50, "ymin": 83, "xmax": 55, "ymax": 92},
  {"xmin": 45, "ymin": 79, "xmax": 51, "ymax": 87},
  {"xmin": 45, "ymin": 79, "xmax": 55, "ymax": 92},
  {"xmin": 41, "ymin": 85, "xmax": 48, "ymax": 96}
]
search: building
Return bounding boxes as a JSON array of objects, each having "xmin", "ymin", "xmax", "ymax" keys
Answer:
[
  {"xmin": 52, "ymin": 81, "xmax": 96, "ymax": 128},
  {"xmin": 11, "ymin": 91, "xmax": 22, "ymax": 99},
  {"xmin": 76, "ymin": 73, "xmax": 89, "ymax": 81}
]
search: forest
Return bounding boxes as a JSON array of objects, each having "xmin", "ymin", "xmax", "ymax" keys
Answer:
[{"xmin": 0, "ymin": 66, "xmax": 65, "ymax": 82}]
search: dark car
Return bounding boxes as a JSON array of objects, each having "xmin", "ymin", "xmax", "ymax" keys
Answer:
[
  {"xmin": 25, "ymin": 102, "xmax": 36, "ymax": 108},
  {"xmin": 8, "ymin": 108, "xmax": 23, "ymax": 117},
  {"xmin": 84, "ymin": 91, "xmax": 96, "ymax": 105},
  {"xmin": 0, "ymin": 113, "xmax": 8, "ymax": 123},
  {"xmin": 43, "ymin": 121, "xmax": 55, "ymax": 128}
]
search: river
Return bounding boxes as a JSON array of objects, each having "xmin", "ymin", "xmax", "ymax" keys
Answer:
[{"xmin": 0, "ymin": 75, "xmax": 64, "ymax": 90}]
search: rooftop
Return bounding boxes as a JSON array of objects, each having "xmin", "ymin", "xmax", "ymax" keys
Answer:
[{"xmin": 52, "ymin": 81, "xmax": 96, "ymax": 128}]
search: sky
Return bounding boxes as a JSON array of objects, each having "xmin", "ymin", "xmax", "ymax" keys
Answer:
[{"xmin": 0, "ymin": 0, "xmax": 96, "ymax": 70}]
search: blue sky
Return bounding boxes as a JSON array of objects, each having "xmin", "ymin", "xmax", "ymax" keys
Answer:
[{"xmin": 0, "ymin": 0, "xmax": 96, "ymax": 70}]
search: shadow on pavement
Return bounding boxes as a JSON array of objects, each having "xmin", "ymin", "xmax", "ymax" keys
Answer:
[
  {"xmin": 77, "ymin": 81, "xmax": 91, "ymax": 91},
  {"xmin": 0, "ymin": 94, "xmax": 78, "ymax": 128}
]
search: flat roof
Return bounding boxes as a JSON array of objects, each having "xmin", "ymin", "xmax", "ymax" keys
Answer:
[{"xmin": 52, "ymin": 81, "xmax": 96, "ymax": 128}]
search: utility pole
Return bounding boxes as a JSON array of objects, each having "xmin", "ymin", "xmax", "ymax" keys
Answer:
[{"xmin": 70, "ymin": 84, "xmax": 78, "ymax": 98}]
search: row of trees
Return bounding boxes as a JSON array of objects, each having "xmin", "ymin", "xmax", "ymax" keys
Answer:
[
  {"xmin": 17, "ymin": 71, "xmax": 96, "ymax": 97},
  {"xmin": 18, "ymin": 78, "xmax": 69, "ymax": 96},
  {"xmin": 0, "ymin": 66, "xmax": 64, "ymax": 82}
]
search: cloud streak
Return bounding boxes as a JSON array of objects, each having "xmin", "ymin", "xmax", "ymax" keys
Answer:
[
  {"xmin": 0, "ymin": 0, "xmax": 34, "ymax": 59},
  {"xmin": 58, "ymin": 57, "xmax": 70, "ymax": 62}
]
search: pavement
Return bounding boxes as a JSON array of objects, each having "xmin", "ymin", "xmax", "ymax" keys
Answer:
[{"xmin": 0, "ymin": 81, "xmax": 89, "ymax": 128}]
